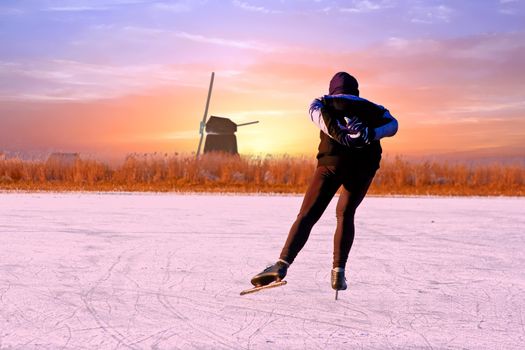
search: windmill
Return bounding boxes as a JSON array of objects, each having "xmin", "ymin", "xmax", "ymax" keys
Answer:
[{"xmin": 196, "ymin": 72, "xmax": 259, "ymax": 157}]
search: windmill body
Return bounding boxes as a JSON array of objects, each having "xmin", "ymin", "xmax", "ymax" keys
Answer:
[{"xmin": 203, "ymin": 116, "xmax": 259, "ymax": 155}]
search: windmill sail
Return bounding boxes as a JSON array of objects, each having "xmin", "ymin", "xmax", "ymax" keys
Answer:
[
  {"xmin": 196, "ymin": 72, "xmax": 215, "ymax": 158},
  {"xmin": 237, "ymin": 121, "xmax": 259, "ymax": 127}
]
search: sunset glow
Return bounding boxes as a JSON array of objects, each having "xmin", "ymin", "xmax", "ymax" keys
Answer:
[{"xmin": 1, "ymin": 0, "xmax": 524, "ymax": 159}]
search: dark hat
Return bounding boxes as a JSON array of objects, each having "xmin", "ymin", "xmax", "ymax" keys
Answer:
[{"xmin": 329, "ymin": 72, "xmax": 359, "ymax": 96}]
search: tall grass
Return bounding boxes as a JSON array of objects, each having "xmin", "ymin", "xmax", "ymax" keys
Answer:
[
  {"xmin": 0, "ymin": 153, "xmax": 523, "ymax": 195},
  {"xmin": 375, "ymin": 157, "xmax": 524, "ymax": 196}
]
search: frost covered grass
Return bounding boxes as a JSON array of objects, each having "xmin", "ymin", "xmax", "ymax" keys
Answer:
[
  {"xmin": 0, "ymin": 193, "xmax": 524, "ymax": 349},
  {"xmin": 0, "ymin": 153, "xmax": 523, "ymax": 195}
]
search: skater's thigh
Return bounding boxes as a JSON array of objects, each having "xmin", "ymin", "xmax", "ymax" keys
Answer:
[
  {"xmin": 297, "ymin": 166, "xmax": 342, "ymax": 220},
  {"xmin": 338, "ymin": 166, "xmax": 376, "ymax": 214}
]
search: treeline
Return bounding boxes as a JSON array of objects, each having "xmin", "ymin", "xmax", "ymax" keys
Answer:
[{"xmin": 0, "ymin": 153, "xmax": 523, "ymax": 195}]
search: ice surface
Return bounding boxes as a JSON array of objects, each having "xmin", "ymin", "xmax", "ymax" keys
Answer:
[{"xmin": 0, "ymin": 193, "xmax": 524, "ymax": 349}]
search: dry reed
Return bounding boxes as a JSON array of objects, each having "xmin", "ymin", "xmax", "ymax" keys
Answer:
[{"xmin": 0, "ymin": 153, "xmax": 523, "ymax": 196}]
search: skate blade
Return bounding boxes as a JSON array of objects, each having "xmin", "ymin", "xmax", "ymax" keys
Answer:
[{"xmin": 240, "ymin": 281, "xmax": 287, "ymax": 296}]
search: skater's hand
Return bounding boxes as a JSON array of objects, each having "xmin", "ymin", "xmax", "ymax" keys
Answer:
[
  {"xmin": 309, "ymin": 97, "xmax": 375, "ymax": 148},
  {"xmin": 344, "ymin": 116, "xmax": 375, "ymax": 148}
]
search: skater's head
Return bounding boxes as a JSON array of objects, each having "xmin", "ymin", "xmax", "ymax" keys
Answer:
[{"xmin": 329, "ymin": 72, "xmax": 359, "ymax": 96}]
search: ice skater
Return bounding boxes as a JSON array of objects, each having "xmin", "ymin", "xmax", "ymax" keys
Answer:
[{"xmin": 248, "ymin": 72, "xmax": 399, "ymax": 297}]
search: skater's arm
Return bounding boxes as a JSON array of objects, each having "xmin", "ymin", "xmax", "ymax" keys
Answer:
[
  {"xmin": 309, "ymin": 99, "xmax": 341, "ymax": 140},
  {"xmin": 373, "ymin": 110, "xmax": 398, "ymax": 140}
]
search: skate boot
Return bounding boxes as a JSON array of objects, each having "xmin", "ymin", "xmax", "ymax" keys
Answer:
[
  {"xmin": 331, "ymin": 268, "xmax": 347, "ymax": 300},
  {"xmin": 251, "ymin": 260, "xmax": 289, "ymax": 287}
]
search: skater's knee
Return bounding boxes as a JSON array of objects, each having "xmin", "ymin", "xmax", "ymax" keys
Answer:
[
  {"xmin": 296, "ymin": 210, "xmax": 319, "ymax": 226},
  {"xmin": 336, "ymin": 206, "xmax": 356, "ymax": 220}
]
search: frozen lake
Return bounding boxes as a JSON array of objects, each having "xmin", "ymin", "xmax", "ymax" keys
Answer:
[{"xmin": 1, "ymin": 193, "xmax": 524, "ymax": 349}]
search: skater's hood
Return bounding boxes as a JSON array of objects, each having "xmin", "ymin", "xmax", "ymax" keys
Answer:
[{"xmin": 329, "ymin": 72, "xmax": 359, "ymax": 96}]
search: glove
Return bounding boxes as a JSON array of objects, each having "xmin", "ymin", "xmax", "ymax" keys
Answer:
[{"xmin": 344, "ymin": 117, "xmax": 375, "ymax": 148}]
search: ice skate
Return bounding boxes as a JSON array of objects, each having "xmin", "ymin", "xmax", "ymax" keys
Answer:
[
  {"xmin": 250, "ymin": 260, "xmax": 289, "ymax": 287},
  {"xmin": 331, "ymin": 268, "xmax": 347, "ymax": 300},
  {"xmin": 240, "ymin": 280, "xmax": 287, "ymax": 295},
  {"xmin": 240, "ymin": 260, "xmax": 289, "ymax": 296}
]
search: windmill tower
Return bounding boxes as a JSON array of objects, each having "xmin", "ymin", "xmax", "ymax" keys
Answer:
[{"xmin": 196, "ymin": 72, "xmax": 258, "ymax": 157}]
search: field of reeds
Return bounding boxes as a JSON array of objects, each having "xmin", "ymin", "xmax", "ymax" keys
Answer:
[{"xmin": 0, "ymin": 153, "xmax": 523, "ymax": 196}]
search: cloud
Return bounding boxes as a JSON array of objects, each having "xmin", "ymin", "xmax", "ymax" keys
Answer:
[
  {"xmin": 232, "ymin": 0, "xmax": 281, "ymax": 14},
  {"xmin": 153, "ymin": 2, "xmax": 192, "ymax": 13},
  {"xmin": 42, "ymin": 0, "xmax": 155, "ymax": 12},
  {"xmin": 45, "ymin": 1, "xmax": 197, "ymax": 14},
  {"xmin": 339, "ymin": 0, "xmax": 391, "ymax": 13},
  {"xmin": 436, "ymin": 100, "xmax": 525, "ymax": 116},
  {"xmin": 384, "ymin": 32, "xmax": 524, "ymax": 62},
  {"xmin": 363, "ymin": 33, "xmax": 525, "ymax": 131},
  {"xmin": 0, "ymin": 7, "xmax": 24, "ymax": 15},
  {"xmin": 0, "ymin": 60, "xmax": 207, "ymax": 101},
  {"xmin": 498, "ymin": 0, "xmax": 523, "ymax": 15},
  {"xmin": 173, "ymin": 31, "xmax": 273, "ymax": 52},
  {"xmin": 410, "ymin": 4, "xmax": 454, "ymax": 24},
  {"xmin": 384, "ymin": 37, "xmax": 440, "ymax": 54},
  {"xmin": 121, "ymin": 26, "xmax": 275, "ymax": 52},
  {"xmin": 44, "ymin": 4, "xmax": 110, "ymax": 12},
  {"xmin": 0, "ymin": 57, "xmax": 254, "ymax": 102}
]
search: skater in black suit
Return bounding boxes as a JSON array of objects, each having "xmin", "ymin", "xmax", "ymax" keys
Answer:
[{"xmin": 250, "ymin": 72, "xmax": 398, "ymax": 294}]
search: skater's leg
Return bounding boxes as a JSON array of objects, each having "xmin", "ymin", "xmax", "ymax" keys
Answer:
[
  {"xmin": 279, "ymin": 166, "xmax": 342, "ymax": 264},
  {"xmin": 332, "ymin": 168, "xmax": 376, "ymax": 269}
]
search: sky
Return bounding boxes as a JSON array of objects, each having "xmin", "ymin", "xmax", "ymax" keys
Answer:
[{"xmin": 0, "ymin": 0, "xmax": 524, "ymax": 159}]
